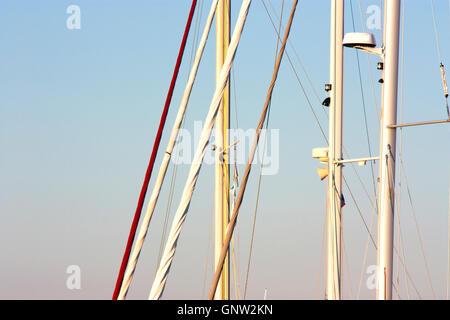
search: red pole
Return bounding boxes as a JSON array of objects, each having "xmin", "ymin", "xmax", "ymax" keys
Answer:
[{"xmin": 112, "ymin": 0, "xmax": 198, "ymax": 300}]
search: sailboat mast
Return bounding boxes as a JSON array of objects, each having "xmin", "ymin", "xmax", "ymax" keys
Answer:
[
  {"xmin": 376, "ymin": 0, "xmax": 401, "ymax": 300},
  {"xmin": 214, "ymin": 0, "xmax": 230, "ymax": 300},
  {"xmin": 222, "ymin": 0, "xmax": 231, "ymax": 301},
  {"xmin": 326, "ymin": 0, "xmax": 344, "ymax": 300}
]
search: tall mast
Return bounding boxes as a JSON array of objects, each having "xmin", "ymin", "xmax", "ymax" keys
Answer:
[
  {"xmin": 222, "ymin": 0, "xmax": 231, "ymax": 301},
  {"xmin": 326, "ymin": 0, "xmax": 344, "ymax": 300},
  {"xmin": 214, "ymin": 0, "xmax": 230, "ymax": 300},
  {"xmin": 376, "ymin": 0, "xmax": 401, "ymax": 300}
]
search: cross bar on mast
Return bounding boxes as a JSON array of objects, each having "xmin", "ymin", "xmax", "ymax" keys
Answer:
[{"xmin": 386, "ymin": 118, "xmax": 450, "ymax": 129}]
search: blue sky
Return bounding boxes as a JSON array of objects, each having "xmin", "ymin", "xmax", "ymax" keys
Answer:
[{"xmin": 0, "ymin": 0, "xmax": 449, "ymax": 300}]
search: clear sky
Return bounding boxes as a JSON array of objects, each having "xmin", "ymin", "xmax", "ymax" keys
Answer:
[{"xmin": 0, "ymin": 0, "xmax": 449, "ymax": 300}]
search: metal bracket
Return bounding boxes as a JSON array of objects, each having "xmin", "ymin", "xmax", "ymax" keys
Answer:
[{"xmin": 335, "ymin": 156, "xmax": 380, "ymax": 166}]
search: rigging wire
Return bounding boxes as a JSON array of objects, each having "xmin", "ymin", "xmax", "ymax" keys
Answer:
[
  {"xmin": 202, "ymin": 198, "xmax": 214, "ymax": 298},
  {"xmin": 399, "ymin": 159, "xmax": 437, "ymax": 299},
  {"xmin": 112, "ymin": 0, "xmax": 198, "ymax": 300},
  {"xmin": 316, "ymin": 193, "xmax": 328, "ymax": 299},
  {"xmin": 395, "ymin": 0, "xmax": 411, "ymax": 299},
  {"xmin": 344, "ymin": 161, "xmax": 421, "ymax": 299},
  {"xmin": 343, "ymin": 168, "xmax": 416, "ymax": 299},
  {"xmin": 352, "ymin": 0, "xmax": 410, "ymax": 300},
  {"xmin": 429, "ymin": 0, "xmax": 450, "ymax": 118},
  {"xmin": 351, "ymin": 0, "xmax": 420, "ymax": 300},
  {"xmin": 230, "ymin": 63, "xmax": 242, "ymax": 300},
  {"xmin": 395, "ymin": 0, "xmax": 405, "ymax": 298},
  {"xmin": 117, "ymin": 0, "xmax": 220, "ymax": 300},
  {"xmin": 342, "ymin": 233, "xmax": 354, "ymax": 299},
  {"xmin": 243, "ymin": 102, "xmax": 272, "ymax": 299},
  {"xmin": 359, "ymin": 0, "xmax": 381, "ymax": 124},
  {"xmin": 262, "ymin": 2, "xmax": 347, "ymax": 297},
  {"xmin": 150, "ymin": 0, "xmax": 252, "ymax": 300},
  {"xmin": 265, "ymin": 0, "xmax": 326, "ymax": 116},
  {"xmin": 382, "ymin": 155, "xmax": 406, "ymax": 300},
  {"xmin": 430, "ymin": 0, "xmax": 443, "ymax": 63},
  {"xmin": 354, "ymin": 0, "xmax": 409, "ymax": 300},
  {"xmin": 260, "ymin": 0, "xmax": 328, "ymax": 143},
  {"xmin": 221, "ymin": 144, "xmax": 242, "ymax": 299},
  {"xmin": 262, "ymin": 0, "xmax": 412, "ymax": 298},
  {"xmin": 447, "ymin": 174, "xmax": 450, "ymax": 300},
  {"xmin": 350, "ymin": 0, "xmax": 378, "ymax": 203},
  {"xmin": 231, "ymin": 189, "xmax": 241, "ymax": 299},
  {"xmin": 384, "ymin": 154, "xmax": 421, "ymax": 299},
  {"xmin": 208, "ymin": 0, "xmax": 298, "ymax": 299},
  {"xmin": 265, "ymin": 0, "xmax": 376, "ymax": 290},
  {"xmin": 243, "ymin": 0, "xmax": 284, "ymax": 300},
  {"xmin": 156, "ymin": 145, "xmax": 180, "ymax": 270},
  {"xmin": 263, "ymin": 0, "xmax": 380, "ymax": 213},
  {"xmin": 156, "ymin": 0, "xmax": 205, "ymax": 274},
  {"xmin": 356, "ymin": 199, "xmax": 377, "ymax": 299},
  {"xmin": 262, "ymin": 0, "xmax": 424, "ymax": 299},
  {"xmin": 266, "ymin": 0, "xmax": 375, "ymax": 300}
]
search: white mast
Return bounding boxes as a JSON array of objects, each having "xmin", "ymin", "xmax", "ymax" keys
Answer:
[
  {"xmin": 376, "ymin": 0, "xmax": 401, "ymax": 300},
  {"xmin": 326, "ymin": 0, "xmax": 344, "ymax": 300},
  {"xmin": 214, "ymin": 0, "xmax": 225, "ymax": 300}
]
